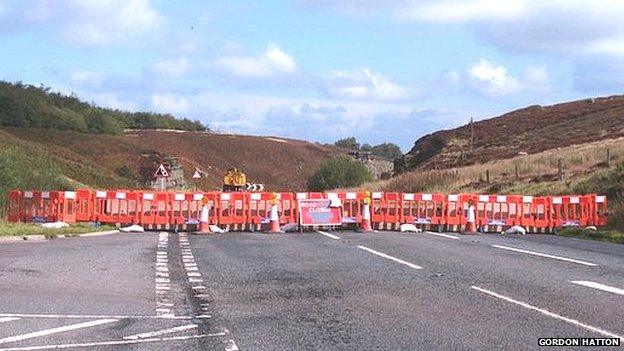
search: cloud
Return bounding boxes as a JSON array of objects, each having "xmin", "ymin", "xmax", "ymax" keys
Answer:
[
  {"xmin": 466, "ymin": 59, "xmax": 550, "ymax": 98},
  {"xmin": 151, "ymin": 94, "xmax": 191, "ymax": 114},
  {"xmin": 217, "ymin": 43, "xmax": 297, "ymax": 78},
  {"xmin": 69, "ymin": 70, "xmax": 105, "ymax": 86},
  {"xmin": 324, "ymin": 68, "xmax": 418, "ymax": 102},
  {"xmin": 153, "ymin": 58, "xmax": 191, "ymax": 76},
  {"xmin": 400, "ymin": 0, "xmax": 528, "ymax": 22},
  {"xmin": 0, "ymin": 0, "xmax": 161, "ymax": 45}
]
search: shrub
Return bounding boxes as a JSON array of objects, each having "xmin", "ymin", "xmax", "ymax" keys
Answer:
[{"xmin": 308, "ymin": 156, "xmax": 373, "ymax": 191}]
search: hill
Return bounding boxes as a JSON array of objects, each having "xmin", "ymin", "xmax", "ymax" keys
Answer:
[
  {"xmin": 405, "ymin": 95, "xmax": 624, "ymax": 170},
  {"xmin": 0, "ymin": 127, "xmax": 342, "ymax": 215},
  {"xmin": 0, "ymin": 81, "xmax": 207, "ymax": 134}
]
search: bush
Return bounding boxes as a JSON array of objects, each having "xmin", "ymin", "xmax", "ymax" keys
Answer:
[{"xmin": 308, "ymin": 156, "xmax": 373, "ymax": 191}]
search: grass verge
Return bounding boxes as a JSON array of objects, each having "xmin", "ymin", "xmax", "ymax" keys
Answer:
[
  {"xmin": 557, "ymin": 227, "xmax": 624, "ymax": 244},
  {"xmin": 0, "ymin": 220, "xmax": 116, "ymax": 239}
]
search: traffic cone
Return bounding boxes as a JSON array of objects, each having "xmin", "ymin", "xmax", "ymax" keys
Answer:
[
  {"xmin": 198, "ymin": 204, "xmax": 211, "ymax": 234},
  {"xmin": 269, "ymin": 203, "xmax": 282, "ymax": 233},
  {"xmin": 360, "ymin": 203, "xmax": 373, "ymax": 232}
]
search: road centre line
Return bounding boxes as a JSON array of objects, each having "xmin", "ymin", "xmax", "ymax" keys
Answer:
[
  {"xmin": 357, "ymin": 245, "xmax": 422, "ymax": 269},
  {"xmin": 0, "ymin": 333, "xmax": 226, "ymax": 351},
  {"xmin": 471, "ymin": 286, "xmax": 623, "ymax": 341},
  {"xmin": 123, "ymin": 324, "xmax": 198, "ymax": 340},
  {"xmin": 491, "ymin": 244, "xmax": 597, "ymax": 266},
  {"xmin": 570, "ymin": 280, "xmax": 624, "ymax": 296},
  {"xmin": 0, "ymin": 319, "xmax": 117, "ymax": 345},
  {"xmin": 425, "ymin": 231, "xmax": 460, "ymax": 240},
  {"xmin": 316, "ymin": 231, "xmax": 340, "ymax": 240}
]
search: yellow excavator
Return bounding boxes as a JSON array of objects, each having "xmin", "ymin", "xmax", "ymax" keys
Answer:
[{"xmin": 223, "ymin": 168, "xmax": 247, "ymax": 192}]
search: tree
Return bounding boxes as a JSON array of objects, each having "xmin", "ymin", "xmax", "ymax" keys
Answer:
[
  {"xmin": 360, "ymin": 143, "xmax": 373, "ymax": 152},
  {"xmin": 371, "ymin": 142, "xmax": 403, "ymax": 159},
  {"xmin": 334, "ymin": 137, "xmax": 360, "ymax": 150},
  {"xmin": 308, "ymin": 156, "xmax": 373, "ymax": 191}
]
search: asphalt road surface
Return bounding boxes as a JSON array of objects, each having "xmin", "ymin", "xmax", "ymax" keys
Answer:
[{"xmin": 0, "ymin": 230, "xmax": 622, "ymax": 350}]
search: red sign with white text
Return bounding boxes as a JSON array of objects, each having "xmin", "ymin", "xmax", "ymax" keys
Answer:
[{"xmin": 298, "ymin": 199, "xmax": 342, "ymax": 226}]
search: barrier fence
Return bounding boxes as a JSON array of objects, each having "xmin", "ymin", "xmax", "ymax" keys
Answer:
[{"xmin": 5, "ymin": 189, "xmax": 608, "ymax": 233}]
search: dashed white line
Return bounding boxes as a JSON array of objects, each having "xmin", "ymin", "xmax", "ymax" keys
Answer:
[
  {"xmin": 0, "ymin": 319, "xmax": 117, "ymax": 344},
  {"xmin": 570, "ymin": 280, "xmax": 624, "ymax": 296},
  {"xmin": 471, "ymin": 286, "xmax": 623, "ymax": 341},
  {"xmin": 316, "ymin": 230, "xmax": 340, "ymax": 240},
  {"xmin": 123, "ymin": 324, "xmax": 198, "ymax": 340},
  {"xmin": 357, "ymin": 245, "xmax": 422, "ymax": 269},
  {"xmin": 425, "ymin": 231, "xmax": 460, "ymax": 240},
  {"xmin": 0, "ymin": 318, "xmax": 19, "ymax": 324},
  {"xmin": 0, "ymin": 313, "xmax": 200, "ymax": 320},
  {"xmin": 0, "ymin": 333, "xmax": 226, "ymax": 351},
  {"xmin": 491, "ymin": 245, "xmax": 597, "ymax": 266},
  {"xmin": 187, "ymin": 272, "xmax": 201, "ymax": 277}
]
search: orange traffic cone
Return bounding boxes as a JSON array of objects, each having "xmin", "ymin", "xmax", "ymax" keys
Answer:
[
  {"xmin": 269, "ymin": 204, "xmax": 282, "ymax": 233},
  {"xmin": 360, "ymin": 203, "xmax": 373, "ymax": 232},
  {"xmin": 198, "ymin": 204, "xmax": 211, "ymax": 234}
]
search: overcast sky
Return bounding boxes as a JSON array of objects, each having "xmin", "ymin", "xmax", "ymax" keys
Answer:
[{"xmin": 1, "ymin": 1, "xmax": 623, "ymax": 150}]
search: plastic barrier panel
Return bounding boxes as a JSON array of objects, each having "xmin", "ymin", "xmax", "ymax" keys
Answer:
[
  {"xmin": 594, "ymin": 195, "xmax": 608, "ymax": 226},
  {"xmin": 218, "ymin": 192, "xmax": 247, "ymax": 229},
  {"xmin": 339, "ymin": 191, "xmax": 363, "ymax": 225},
  {"xmin": 401, "ymin": 193, "xmax": 445, "ymax": 228},
  {"xmin": 75, "ymin": 189, "xmax": 94, "ymax": 222},
  {"xmin": 7, "ymin": 190, "xmax": 22, "ymax": 223}
]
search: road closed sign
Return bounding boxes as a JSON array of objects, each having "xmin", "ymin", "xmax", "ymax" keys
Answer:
[{"xmin": 298, "ymin": 199, "xmax": 342, "ymax": 226}]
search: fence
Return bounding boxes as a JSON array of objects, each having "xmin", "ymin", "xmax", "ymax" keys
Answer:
[{"xmin": 5, "ymin": 189, "xmax": 607, "ymax": 233}]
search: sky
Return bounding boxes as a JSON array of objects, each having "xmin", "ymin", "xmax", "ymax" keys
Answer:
[{"xmin": 1, "ymin": 0, "xmax": 624, "ymax": 151}]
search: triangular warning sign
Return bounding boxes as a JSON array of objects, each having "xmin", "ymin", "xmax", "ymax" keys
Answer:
[
  {"xmin": 154, "ymin": 164, "xmax": 170, "ymax": 178},
  {"xmin": 192, "ymin": 169, "xmax": 201, "ymax": 179}
]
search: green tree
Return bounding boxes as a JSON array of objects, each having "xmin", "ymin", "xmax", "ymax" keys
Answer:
[
  {"xmin": 371, "ymin": 142, "xmax": 403, "ymax": 159},
  {"xmin": 360, "ymin": 143, "xmax": 373, "ymax": 152},
  {"xmin": 334, "ymin": 137, "xmax": 360, "ymax": 150},
  {"xmin": 308, "ymin": 156, "xmax": 373, "ymax": 191}
]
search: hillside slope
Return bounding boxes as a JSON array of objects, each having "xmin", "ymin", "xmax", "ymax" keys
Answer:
[
  {"xmin": 406, "ymin": 95, "xmax": 624, "ymax": 170},
  {"xmin": 0, "ymin": 127, "xmax": 341, "ymax": 192}
]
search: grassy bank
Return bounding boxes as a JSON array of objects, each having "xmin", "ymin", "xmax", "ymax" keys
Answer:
[
  {"xmin": 558, "ymin": 227, "xmax": 624, "ymax": 244},
  {"xmin": 0, "ymin": 220, "xmax": 116, "ymax": 239}
]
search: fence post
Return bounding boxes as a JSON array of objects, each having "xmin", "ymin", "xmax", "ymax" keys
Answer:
[
  {"xmin": 557, "ymin": 159, "xmax": 563, "ymax": 181},
  {"xmin": 486, "ymin": 169, "xmax": 490, "ymax": 184},
  {"xmin": 515, "ymin": 163, "xmax": 519, "ymax": 181},
  {"xmin": 607, "ymin": 148, "xmax": 611, "ymax": 167}
]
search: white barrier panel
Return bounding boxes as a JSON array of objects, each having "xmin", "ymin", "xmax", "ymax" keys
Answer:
[
  {"xmin": 448, "ymin": 194, "xmax": 458, "ymax": 202},
  {"xmin": 296, "ymin": 193, "xmax": 307, "ymax": 200},
  {"xmin": 403, "ymin": 193, "xmax": 415, "ymax": 201},
  {"xmin": 220, "ymin": 193, "xmax": 231, "ymax": 200},
  {"xmin": 64, "ymin": 191, "xmax": 76, "ymax": 200},
  {"xmin": 346, "ymin": 192, "xmax": 357, "ymax": 200},
  {"xmin": 96, "ymin": 191, "xmax": 107, "ymax": 199},
  {"xmin": 570, "ymin": 197, "xmax": 580, "ymax": 204},
  {"xmin": 41, "ymin": 191, "xmax": 50, "ymax": 199},
  {"xmin": 552, "ymin": 197, "xmax": 562, "ymax": 204},
  {"xmin": 193, "ymin": 193, "xmax": 203, "ymax": 201},
  {"xmin": 422, "ymin": 194, "xmax": 432, "ymax": 201},
  {"xmin": 372, "ymin": 192, "xmax": 383, "ymax": 199},
  {"xmin": 479, "ymin": 195, "xmax": 489, "ymax": 202},
  {"xmin": 596, "ymin": 196, "xmax": 606, "ymax": 203},
  {"xmin": 174, "ymin": 193, "xmax": 185, "ymax": 201},
  {"xmin": 523, "ymin": 196, "xmax": 533, "ymax": 203},
  {"xmin": 496, "ymin": 195, "xmax": 507, "ymax": 203},
  {"xmin": 115, "ymin": 192, "xmax": 126, "ymax": 200},
  {"xmin": 143, "ymin": 193, "xmax": 154, "ymax": 200}
]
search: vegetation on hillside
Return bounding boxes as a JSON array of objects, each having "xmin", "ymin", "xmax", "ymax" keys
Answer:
[
  {"xmin": 0, "ymin": 220, "xmax": 115, "ymax": 238},
  {"xmin": 333, "ymin": 137, "xmax": 403, "ymax": 159},
  {"xmin": 0, "ymin": 81, "xmax": 207, "ymax": 134},
  {"xmin": 308, "ymin": 156, "xmax": 373, "ymax": 191},
  {"xmin": 405, "ymin": 95, "xmax": 624, "ymax": 170},
  {"xmin": 0, "ymin": 147, "xmax": 75, "ymax": 217}
]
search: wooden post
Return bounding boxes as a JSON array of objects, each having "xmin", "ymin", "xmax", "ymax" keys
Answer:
[
  {"xmin": 486, "ymin": 169, "xmax": 490, "ymax": 184},
  {"xmin": 557, "ymin": 159, "xmax": 563, "ymax": 181},
  {"xmin": 515, "ymin": 163, "xmax": 519, "ymax": 181},
  {"xmin": 607, "ymin": 148, "xmax": 611, "ymax": 167}
]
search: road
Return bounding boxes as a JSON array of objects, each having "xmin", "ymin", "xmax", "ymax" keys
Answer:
[{"xmin": 0, "ymin": 230, "xmax": 622, "ymax": 350}]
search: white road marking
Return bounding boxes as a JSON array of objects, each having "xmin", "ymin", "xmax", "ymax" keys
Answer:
[
  {"xmin": 571, "ymin": 280, "xmax": 624, "ymax": 296},
  {"xmin": 0, "ymin": 318, "xmax": 19, "ymax": 324},
  {"xmin": 192, "ymin": 286, "xmax": 206, "ymax": 290},
  {"xmin": 195, "ymin": 294, "xmax": 210, "ymax": 298},
  {"xmin": 123, "ymin": 324, "xmax": 198, "ymax": 340},
  {"xmin": 357, "ymin": 245, "xmax": 422, "ymax": 269},
  {"xmin": 185, "ymin": 267, "xmax": 198, "ymax": 271},
  {"xmin": 225, "ymin": 339, "xmax": 240, "ymax": 351},
  {"xmin": 155, "ymin": 278, "xmax": 170, "ymax": 283},
  {"xmin": 157, "ymin": 302, "xmax": 174, "ymax": 307},
  {"xmin": 491, "ymin": 245, "xmax": 597, "ymax": 266},
  {"xmin": 316, "ymin": 231, "xmax": 340, "ymax": 240},
  {"xmin": 189, "ymin": 278, "xmax": 204, "ymax": 283},
  {"xmin": 0, "ymin": 313, "xmax": 198, "ymax": 320},
  {"xmin": 0, "ymin": 333, "xmax": 226, "ymax": 351},
  {"xmin": 0, "ymin": 319, "xmax": 117, "ymax": 344},
  {"xmin": 187, "ymin": 272, "xmax": 201, "ymax": 277},
  {"xmin": 471, "ymin": 286, "xmax": 623, "ymax": 341},
  {"xmin": 425, "ymin": 231, "xmax": 460, "ymax": 240}
]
